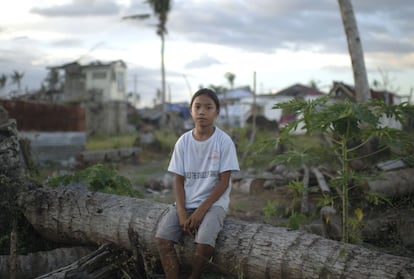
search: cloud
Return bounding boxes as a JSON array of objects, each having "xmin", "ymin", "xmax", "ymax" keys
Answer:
[
  {"xmin": 30, "ymin": 0, "xmax": 121, "ymax": 17},
  {"xmin": 185, "ymin": 54, "xmax": 221, "ymax": 69},
  {"xmin": 50, "ymin": 38, "xmax": 84, "ymax": 48},
  {"xmin": 169, "ymin": 0, "xmax": 413, "ymax": 56},
  {"xmin": 2, "ymin": 0, "xmax": 413, "ymax": 104}
]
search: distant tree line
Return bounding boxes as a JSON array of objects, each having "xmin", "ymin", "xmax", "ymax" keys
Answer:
[{"xmin": 0, "ymin": 71, "xmax": 24, "ymax": 97}]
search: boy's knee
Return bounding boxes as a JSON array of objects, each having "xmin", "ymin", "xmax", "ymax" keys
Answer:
[{"xmin": 156, "ymin": 237, "xmax": 174, "ymax": 252}]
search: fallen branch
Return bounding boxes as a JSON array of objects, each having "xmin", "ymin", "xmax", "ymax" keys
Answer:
[
  {"xmin": 35, "ymin": 243, "xmax": 141, "ymax": 279},
  {"xmin": 311, "ymin": 166, "xmax": 331, "ymax": 194}
]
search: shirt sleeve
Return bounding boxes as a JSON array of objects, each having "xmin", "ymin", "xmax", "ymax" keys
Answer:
[
  {"xmin": 219, "ymin": 135, "xmax": 240, "ymax": 173},
  {"xmin": 167, "ymin": 136, "xmax": 185, "ymax": 176}
]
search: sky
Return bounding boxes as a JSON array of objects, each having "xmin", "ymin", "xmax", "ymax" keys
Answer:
[{"xmin": 1, "ymin": 0, "xmax": 413, "ymax": 108}]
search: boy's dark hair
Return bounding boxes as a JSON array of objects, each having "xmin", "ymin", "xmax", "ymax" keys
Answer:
[{"xmin": 190, "ymin": 88, "xmax": 220, "ymax": 111}]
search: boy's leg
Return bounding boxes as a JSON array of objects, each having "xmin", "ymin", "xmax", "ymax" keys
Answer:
[
  {"xmin": 156, "ymin": 238, "xmax": 180, "ymax": 279},
  {"xmin": 189, "ymin": 206, "xmax": 226, "ymax": 279},
  {"xmin": 188, "ymin": 243, "xmax": 214, "ymax": 279}
]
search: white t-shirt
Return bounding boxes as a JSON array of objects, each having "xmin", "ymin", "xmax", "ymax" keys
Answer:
[{"xmin": 168, "ymin": 127, "xmax": 240, "ymax": 211}]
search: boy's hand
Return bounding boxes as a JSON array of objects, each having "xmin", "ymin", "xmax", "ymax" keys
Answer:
[
  {"xmin": 184, "ymin": 207, "xmax": 206, "ymax": 235},
  {"xmin": 177, "ymin": 209, "xmax": 189, "ymax": 231}
]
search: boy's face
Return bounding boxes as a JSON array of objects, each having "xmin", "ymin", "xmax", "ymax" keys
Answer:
[{"xmin": 190, "ymin": 94, "xmax": 219, "ymax": 127}]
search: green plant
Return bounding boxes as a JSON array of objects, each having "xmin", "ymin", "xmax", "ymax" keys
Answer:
[
  {"xmin": 231, "ymin": 202, "xmax": 243, "ymax": 212},
  {"xmin": 286, "ymin": 179, "xmax": 305, "ymax": 200},
  {"xmin": 316, "ymin": 194, "xmax": 335, "ymax": 208},
  {"xmin": 263, "ymin": 200, "xmax": 281, "ymax": 223},
  {"xmin": 347, "ymin": 208, "xmax": 364, "ymax": 243},
  {"xmin": 154, "ymin": 129, "xmax": 179, "ymax": 153},
  {"xmin": 287, "ymin": 211, "xmax": 307, "ymax": 230},
  {"xmin": 262, "ymin": 180, "xmax": 309, "ymax": 229},
  {"xmin": 364, "ymin": 190, "xmax": 391, "ymax": 207},
  {"xmin": 232, "ymin": 126, "xmax": 279, "ymax": 170},
  {"xmin": 271, "ymin": 97, "xmax": 414, "ymax": 242},
  {"xmin": 46, "ymin": 163, "xmax": 144, "ymax": 198}
]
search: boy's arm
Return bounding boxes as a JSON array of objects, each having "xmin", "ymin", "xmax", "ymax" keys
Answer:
[
  {"xmin": 173, "ymin": 174, "xmax": 188, "ymax": 229},
  {"xmin": 185, "ymin": 171, "xmax": 231, "ymax": 230}
]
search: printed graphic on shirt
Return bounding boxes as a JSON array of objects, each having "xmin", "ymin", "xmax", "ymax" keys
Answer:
[
  {"xmin": 208, "ymin": 151, "xmax": 220, "ymax": 167},
  {"xmin": 185, "ymin": 170, "xmax": 219, "ymax": 180}
]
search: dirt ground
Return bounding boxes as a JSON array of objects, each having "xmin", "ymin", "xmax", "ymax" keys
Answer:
[{"xmin": 117, "ymin": 160, "xmax": 282, "ymax": 223}]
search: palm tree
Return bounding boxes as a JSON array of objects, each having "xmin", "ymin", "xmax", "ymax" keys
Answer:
[
  {"xmin": 208, "ymin": 85, "xmax": 227, "ymax": 94},
  {"xmin": 44, "ymin": 68, "xmax": 62, "ymax": 102},
  {"xmin": 0, "ymin": 74, "xmax": 7, "ymax": 95},
  {"xmin": 123, "ymin": 0, "xmax": 171, "ymax": 124},
  {"xmin": 45, "ymin": 68, "xmax": 60, "ymax": 91},
  {"xmin": 223, "ymin": 72, "xmax": 236, "ymax": 127},
  {"xmin": 11, "ymin": 71, "xmax": 24, "ymax": 97},
  {"xmin": 224, "ymin": 72, "xmax": 236, "ymax": 89},
  {"xmin": 337, "ymin": 0, "xmax": 370, "ymax": 102}
]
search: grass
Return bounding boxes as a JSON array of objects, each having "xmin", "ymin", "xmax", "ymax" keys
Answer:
[
  {"xmin": 131, "ymin": 160, "xmax": 168, "ymax": 185},
  {"xmin": 86, "ymin": 133, "xmax": 137, "ymax": 151}
]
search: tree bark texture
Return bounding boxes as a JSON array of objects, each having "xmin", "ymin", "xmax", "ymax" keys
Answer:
[
  {"xmin": 0, "ymin": 246, "xmax": 94, "ymax": 279},
  {"xmin": 0, "ymin": 119, "xmax": 24, "ymax": 179},
  {"xmin": 338, "ymin": 0, "xmax": 370, "ymax": 102},
  {"xmin": 17, "ymin": 187, "xmax": 414, "ymax": 279}
]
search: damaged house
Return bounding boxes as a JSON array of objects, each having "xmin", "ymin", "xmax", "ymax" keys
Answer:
[{"xmin": 49, "ymin": 60, "xmax": 129, "ymax": 134}]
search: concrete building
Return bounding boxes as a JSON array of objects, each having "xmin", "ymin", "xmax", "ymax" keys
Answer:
[
  {"xmin": 49, "ymin": 60, "xmax": 129, "ymax": 134},
  {"xmin": 49, "ymin": 60, "xmax": 127, "ymax": 103},
  {"xmin": 217, "ymin": 84, "xmax": 326, "ymax": 130}
]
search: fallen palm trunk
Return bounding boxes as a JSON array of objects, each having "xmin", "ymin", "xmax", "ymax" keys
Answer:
[
  {"xmin": 362, "ymin": 208, "xmax": 414, "ymax": 247},
  {"xmin": 366, "ymin": 168, "xmax": 414, "ymax": 197},
  {"xmin": 18, "ymin": 187, "xmax": 414, "ymax": 279},
  {"xmin": 0, "ymin": 246, "xmax": 94, "ymax": 279},
  {"xmin": 232, "ymin": 178, "xmax": 266, "ymax": 194}
]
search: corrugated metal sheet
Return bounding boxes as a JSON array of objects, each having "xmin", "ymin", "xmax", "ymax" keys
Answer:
[{"xmin": 0, "ymin": 100, "xmax": 85, "ymax": 131}]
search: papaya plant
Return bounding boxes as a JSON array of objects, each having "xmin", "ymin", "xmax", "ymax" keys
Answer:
[{"xmin": 269, "ymin": 96, "xmax": 414, "ymax": 242}]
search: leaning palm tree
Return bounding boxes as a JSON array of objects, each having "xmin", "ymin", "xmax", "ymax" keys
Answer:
[
  {"xmin": 123, "ymin": 0, "xmax": 171, "ymax": 125},
  {"xmin": 337, "ymin": 0, "xmax": 370, "ymax": 102},
  {"xmin": 11, "ymin": 71, "xmax": 24, "ymax": 97}
]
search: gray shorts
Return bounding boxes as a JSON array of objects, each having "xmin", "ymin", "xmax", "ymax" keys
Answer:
[{"xmin": 155, "ymin": 205, "xmax": 226, "ymax": 247}]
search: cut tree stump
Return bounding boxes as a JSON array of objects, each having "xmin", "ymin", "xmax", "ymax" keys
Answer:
[{"xmin": 17, "ymin": 187, "xmax": 414, "ymax": 279}]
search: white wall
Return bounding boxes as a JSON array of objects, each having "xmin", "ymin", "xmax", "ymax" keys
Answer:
[{"xmin": 84, "ymin": 62, "xmax": 126, "ymax": 102}]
